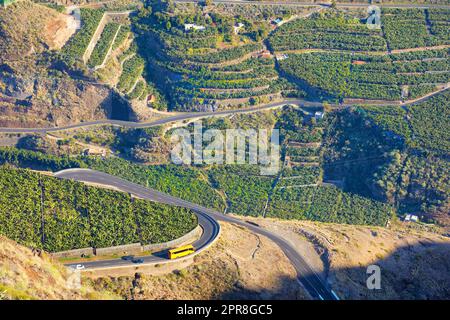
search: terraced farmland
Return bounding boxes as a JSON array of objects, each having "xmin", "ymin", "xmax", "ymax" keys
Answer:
[
  {"xmin": 61, "ymin": 8, "xmax": 105, "ymax": 66},
  {"xmin": 87, "ymin": 22, "xmax": 121, "ymax": 68},
  {"xmin": 382, "ymin": 8, "xmax": 449, "ymax": 50},
  {"xmin": 197, "ymin": 107, "xmax": 393, "ymax": 226},
  {"xmin": 269, "ymin": 11, "xmax": 387, "ymax": 52},
  {"xmin": 428, "ymin": 8, "xmax": 450, "ymax": 44},
  {"xmin": 59, "ymin": 5, "xmax": 448, "ymax": 110},
  {"xmin": 362, "ymin": 91, "xmax": 450, "ymax": 156},
  {"xmin": 134, "ymin": 6, "xmax": 300, "ymax": 111},
  {"xmin": 266, "ymin": 107, "xmax": 393, "ymax": 226},
  {"xmin": 278, "ymin": 49, "xmax": 449, "ymax": 101}
]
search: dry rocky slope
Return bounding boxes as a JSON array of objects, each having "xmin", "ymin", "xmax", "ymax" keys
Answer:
[
  {"xmin": 246, "ymin": 217, "xmax": 450, "ymax": 300},
  {"xmin": 1, "ymin": 214, "xmax": 449, "ymax": 300},
  {"xmin": 0, "ymin": 236, "xmax": 118, "ymax": 300},
  {"xmin": 0, "ymin": 1, "xmax": 117, "ymax": 128},
  {"xmin": 0, "ymin": 222, "xmax": 309, "ymax": 300},
  {"xmin": 88, "ymin": 222, "xmax": 309, "ymax": 300}
]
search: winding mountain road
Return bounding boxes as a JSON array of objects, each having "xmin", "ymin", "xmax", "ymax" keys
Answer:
[
  {"xmin": 0, "ymin": 99, "xmax": 321, "ymax": 134},
  {"xmin": 1, "ymin": 86, "xmax": 447, "ymax": 134},
  {"xmin": 55, "ymin": 168, "xmax": 338, "ymax": 300}
]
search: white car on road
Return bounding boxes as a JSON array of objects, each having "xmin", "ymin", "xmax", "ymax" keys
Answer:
[{"xmin": 70, "ymin": 264, "xmax": 85, "ymax": 270}]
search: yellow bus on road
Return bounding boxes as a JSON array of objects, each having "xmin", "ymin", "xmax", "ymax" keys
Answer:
[{"xmin": 168, "ymin": 244, "xmax": 195, "ymax": 259}]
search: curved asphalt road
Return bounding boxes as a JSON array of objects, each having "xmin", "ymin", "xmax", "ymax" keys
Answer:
[
  {"xmin": 54, "ymin": 168, "xmax": 338, "ymax": 300},
  {"xmin": 1, "ymin": 85, "xmax": 447, "ymax": 134},
  {"xmin": 0, "ymin": 99, "xmax": 321, "ymax": 134},
  {"xmin": 54, "ymin": 169, "xmax": 220, "ymax": 269}
]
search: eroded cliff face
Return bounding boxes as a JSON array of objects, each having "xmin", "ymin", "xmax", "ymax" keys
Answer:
[
  {"xmin": 0, "ymin": 1, "xmax": 124, "ymax": 127},
  {"xmin": 0, "ymin": 236, "xmax": 119, "ymax": 300},
  {"xmin": 0, "ymin": 75, "xmax": 115, "ymax": 127}
]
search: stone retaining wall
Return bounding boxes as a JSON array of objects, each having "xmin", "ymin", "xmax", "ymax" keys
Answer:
[
  {"xmin": 95, "ymin": 242, "xmax": 142, "ymax": 256},
  {"xmin": 51, "ymin": 247, "xmax": 94, "ymax": 259},
  {"xmin": 142, "ymin": 225, "xmax": 203, "ymax": 252},
  {"xmin": 51, "ymin": 225, "xmax": 202, "ymax": 259}
]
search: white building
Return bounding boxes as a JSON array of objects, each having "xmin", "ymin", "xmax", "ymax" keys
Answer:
[
  {"xmin": 404, "ymin": 214, "xmax": 419, "ymax": 222},
  {"xmin": 234, "ymin": 23, "xmax": 245, "ymax": 35},
  {"xmin": 184, "ymin": 24, "xmax": 206, "ymax": 31},
  {"xmin": 276, "ymin": 54, "xmax": 288, "ymax": 61},
  {"xmin": 315, "ymin": 111, "xmax": 325, "ymax": 120},
  {"xmin": 273, "ymin": 18, "xmax": 283, "ymax": 26}
]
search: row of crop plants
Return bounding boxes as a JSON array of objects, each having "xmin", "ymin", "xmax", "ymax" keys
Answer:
[
  {"xmin": 87, "ymin": 22, "xmax": 121, "ymax": 68},
  {"xmin": 276, "ymin": 107, "xmax": 323, "ymax": 187},
  {"xmin": 61, "ymin": 8, "xmax": 105, "ymax": 66},
  {"xmin": 427, "ymin": 8, "xmax": 450, "ymax": 44}
]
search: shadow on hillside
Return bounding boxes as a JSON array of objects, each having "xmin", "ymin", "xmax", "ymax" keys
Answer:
[
  {"xmin": 217, "ymin": 241, "xmax": 450, "ymax": 300},
  {"xmin": 219, "ymin": 275, "xmax": 307, "ymax": 300},
  {"xmin": 109, "ymin": 91, "xmax": 134, "ymax": 121}
]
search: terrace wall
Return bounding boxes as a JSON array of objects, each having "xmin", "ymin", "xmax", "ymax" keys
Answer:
[
  {"xmin": 142, "ymin": 225, "xmax": 202, "ymax": 252},
  {"xmin": 82, "ymin": 11, "xmax": 132, "ymax": 64},
  {"xmin": 51, "ymin": 247, "xmax": 94, "ymax": 259},
  {"xmin": 50, "ymin": 225, "xmax": 202, "ymax": 258},
  {"xmin": 94, "ymin": 242, "xmax": 142, "ymax": 256}
]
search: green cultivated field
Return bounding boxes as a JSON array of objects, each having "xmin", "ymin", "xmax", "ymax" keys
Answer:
[
  {"xmin": 0, "ymin": 167, "xmax": 197, "ymax": 252},
  {"xmin": 88, "ymin": 22, "xmax": 121, "ymax": 68},
  {"xmin": 61, "ymin": 8, "xmax": 104, "ymax": 65},
  {"xmin": 269, "ymin": 11, "xmax": 387, "ymax": 52},
  {"xmin": 279, "ymin": 50, "xmax": 449, "ymax": 100}
]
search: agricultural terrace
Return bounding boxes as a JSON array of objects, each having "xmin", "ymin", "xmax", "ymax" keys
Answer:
[
  {"xmin": 269, "ymin": 11, "xmax": 387, "ymax": 52},
  {"xmin": 266, "ymin": 107, "xmax": 393, "ymax": 226},
  {"xmin": 199, "ymin": 107, "xmax": 394, "ymax": 226},
  {"xmin": 134, "ymin": 3, "xmax": 301, "ymax": 111},
  {"xmin": 60, "ymin": 7, "xmax": 160, "ymax": 106},
  {"xmin": 87, "ymin": 22, "xmax": 121, "ymax": 68},
  {"xmin": 278, "ymin": 49, "xmax": 449, "ymax": 101},
  {"xmin": 382, "ymin": 8, "xmax": 449, "ymax": 50},
  {"xmin": 61, "ymin": 8, "xmax": 105, "ymax": 66},
  {"xmin": 361, "ymin": 91, "xmax": 450, "ymax": 156},
  {"xmin": 269, "ymin": 9, "xmax": 449, "ymax": 101}
]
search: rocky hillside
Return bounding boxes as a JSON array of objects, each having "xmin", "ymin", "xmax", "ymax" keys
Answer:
[
  {"xmin": 87, "ymin": 222, "xmax": 309, "ymax": 300},
  {"xmin": 0, "ymin": 236, "xmax": 118, "ymax": 300},
  {"xmin": 0, "ymin": 1, "xmax": 124, "ymax": 127},
  {"xmin": 0, "ymin": 221, "xmax": 309, "ymax": 300},
  {"xmin": 246, "ymin": 216, "xmax": 450, "ymax": 300}
]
